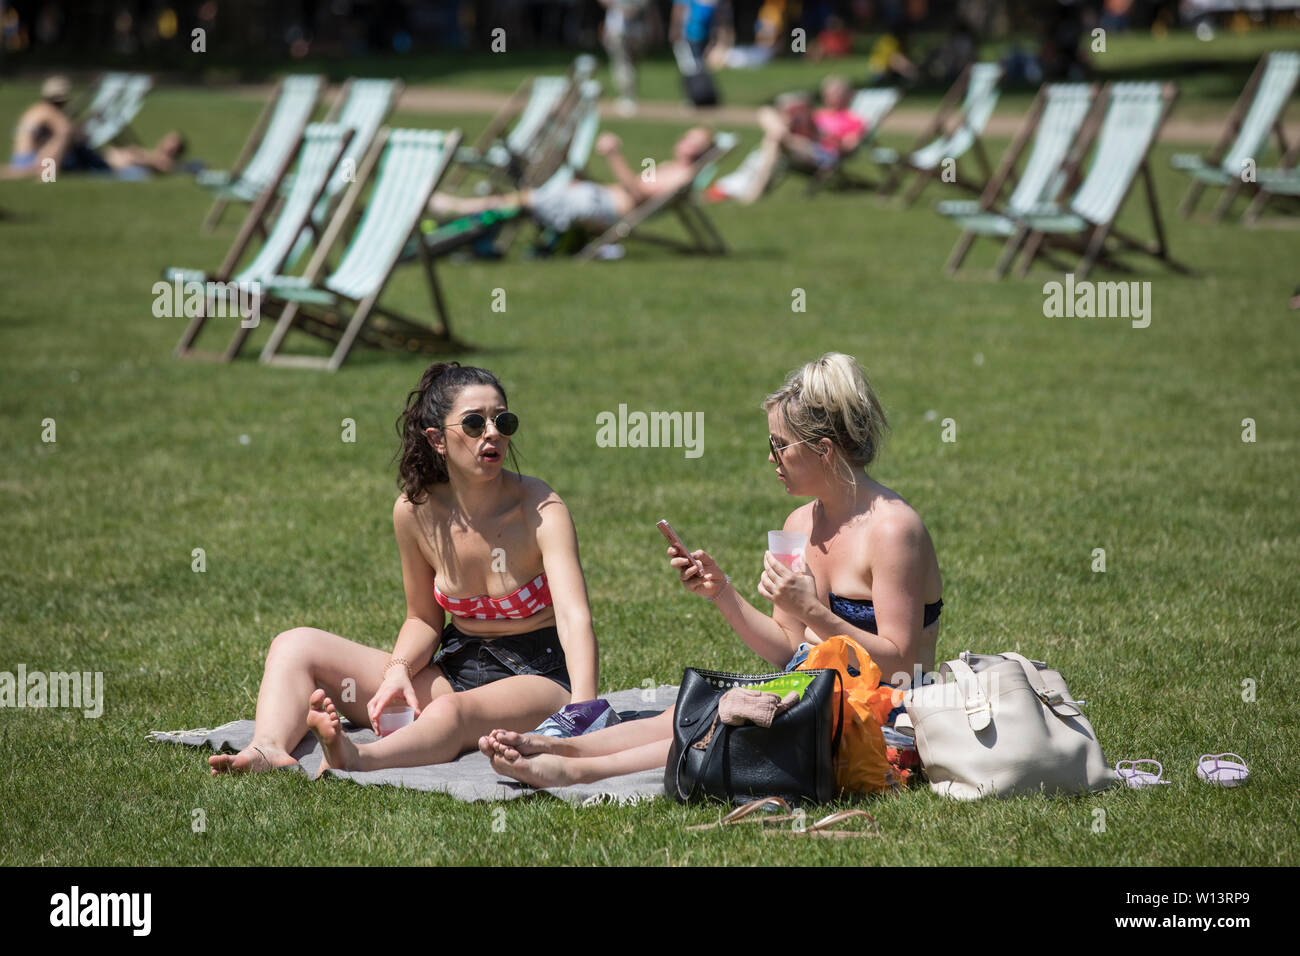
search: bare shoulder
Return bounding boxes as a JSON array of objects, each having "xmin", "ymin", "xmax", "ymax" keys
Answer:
[
  {"xmin": 392, "ymin": 492, "xmax": 427, "ymax": 537},
  {"xmin": 516, "ymin": 473, "xmax": 563, "ymax": 508},
  {"xmin": 784, "ymin": 501, "xmax": 816, "ymax": 534},
  {"xmin": 868, "ymin": 494, "xmax": 931, "ymax": 550},
  {"xmin": 517, "ymin": 475, "xmax": 574, "ymax": 533}
]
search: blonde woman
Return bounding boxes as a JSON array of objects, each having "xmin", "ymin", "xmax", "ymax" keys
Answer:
[{"xmin": 479, "ymin": 352, "xmax": 943, "ymax": 788}]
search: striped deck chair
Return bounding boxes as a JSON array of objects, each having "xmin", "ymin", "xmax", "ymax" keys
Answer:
[
  {"xmin": 939, "ymin": 83, "xmax": 1101, "ymax": 276},
  {"xmin": 495, "ymin": 78, "xmax": 604, "ymax": 255},
  {"xmin": 1014, "ymin": 83, "xmax": 1188, "ymax": 280},
  {"xmin": 575, "ymin": 132, "xmax": 737, "ymax": 261},
  {"xmin": 71, "ymin": 72, "xmax": 128, "ymax": 121},
  {"xmin": 444, "ymin": 76, "xmax": 571, "ymax": 192},
  {"xmin": 283, "ymin": 77, "xmax": 403, "ymax": 267},
  {"xmin": 173, "ymin": 124, "xmax": 354, "ymax": 361},
  {"xmin": 251, "ymin": 128, "xmax": 464, "ymax": 372},
  {"xmin": 1173, "ymin": 51, "xmax": 1300, "ymax": 223},
  {"xmin": 198, "ymin": 75, "xmax": 324, "ymax": 233},
  {"xmin": 445, "ymin": 57, "xmax": 596, "ymax": 192},
  {"xmin": 875, "ymin": 62, "xmax": 1003, "ymax": 205},
  {"xmin": 83, "ymin": 73, "xmax": 152, "ymax": 148}
]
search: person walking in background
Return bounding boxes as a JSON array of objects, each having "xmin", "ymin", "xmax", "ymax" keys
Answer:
[
  {"xmin": 670, "ymin": 0, "xmax": 732, "ymax": 106},
  {"xmin": 599, "ymin": 0, "xmax": 657, "ymax": 116}
]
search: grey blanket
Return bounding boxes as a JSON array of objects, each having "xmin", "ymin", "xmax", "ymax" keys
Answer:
[{"xmin": 148, "ymin": 684, "xmax": 678, "ymax": 805}]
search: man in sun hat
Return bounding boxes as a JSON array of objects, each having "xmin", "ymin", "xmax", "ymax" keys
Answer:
[{"xmin": 1, "ymin": 74, "xmax": 77, "ymax": 178}]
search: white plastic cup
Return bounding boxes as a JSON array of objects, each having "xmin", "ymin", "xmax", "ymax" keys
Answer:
[
  {"xmin": 377, "ymin": 704, "xmax": 414, "ymax": 737},
  {"xmin": 767, "ymin": 530, "xmax": 809, "ymax": 571}
]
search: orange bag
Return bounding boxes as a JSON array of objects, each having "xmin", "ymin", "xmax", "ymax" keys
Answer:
[{"xmin": 796, "ymin": 636, "xmax": 898, "ymax": 795}]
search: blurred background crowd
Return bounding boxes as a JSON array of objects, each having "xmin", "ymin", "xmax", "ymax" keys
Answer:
[{"xmin": 4, "ymin": 1, "xmax": 1295, "ymax": 87}]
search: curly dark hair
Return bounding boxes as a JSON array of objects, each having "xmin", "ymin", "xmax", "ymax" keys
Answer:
[{"xmin": 394, "ymin": 362, "xmax": 519, "ymax": 503}]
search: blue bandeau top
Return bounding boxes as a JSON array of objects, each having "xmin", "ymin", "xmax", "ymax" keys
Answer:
[{"xmin": 828, "ymin": 594, "xmax": 943, "ymax": 634}]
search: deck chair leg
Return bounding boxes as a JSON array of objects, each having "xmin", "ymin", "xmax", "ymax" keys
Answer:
[
  {"xmin": 175, "ymin": 309, "xmax": 211, "ymax": 357},
  {"xmin": 202, "ymin": 198, "xmax": 229, "ymax": 235},
  {"xmin": 1140, "ymin": 163, "xmax": 1183, "ymax": 272},
  {"xmin": 1076, "ymin": 225, "xmax": 1112, "ymax": 282},
  {"xmin": 1178, "ymin": 181, "xmax": 1205, "ymax": 219},
  {"xmin": 1242, "ymin": 188, "xmax": 1271, "ymax": 225},
  {"xmin": 993, "ymin": 224, "xmax": 1028, "ymax": 279},
  {"xmin": 945, "ymin": 231, "xmax": 977, "ymax": 276},
  {"xmin": 684, "ymin": 204, "xmax": 727, "ymax": 255},
  {"xmin": 673, "ymin": 206, "xmax": 708, "ymax": 253},
  {"xmin": 259, "ymin": 300, "xmax": 303, "ymax": 364},
  {"xmin": 901, "ymin": 168, "xmax": 932, "ymax": 206},
  {"xmin": 418, "ymin": 238, "xmax": 453, "ymax": 338},
  {"xmin": 1210, "ymin": 180, "xmax": 1241, "ymax": 221},
  {"xmin": 327, "ymin": 296, "xmax": 380, "ymax": 372},
  {"xmin": 1015, "ymin": 231, "xmax": 1047, "ymax": 279}
]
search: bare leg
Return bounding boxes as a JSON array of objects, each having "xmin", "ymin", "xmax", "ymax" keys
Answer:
[
  {"xmin": 489, "ymin": 738, "xmax": 672, "ymax": 788},
  {"xmin": 428, "ymin": 189, "xmax": 533, "ymax": 220},
  {"xmin": 210, "ymin": 626, "xmax": 446, "ymax": 775},
  {"xmin": 310, "ymin": 674, "xmax": 569, "ymax": 772},
  {"xmin": 480, "ymin": 706, "xmax": 675, "ymax": 760},
  {"xmin": 735, "ymin": 134, "xmax": 784, "ymax": 204}
]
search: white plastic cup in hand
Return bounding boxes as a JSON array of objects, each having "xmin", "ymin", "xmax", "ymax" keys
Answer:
[
  {"xmin": 376, "ymin": 703, "xmax": 414, "ymax": 737},
  {"xmin": 768, "ymin": 531, "xmax": 809, "ymax": 571}
]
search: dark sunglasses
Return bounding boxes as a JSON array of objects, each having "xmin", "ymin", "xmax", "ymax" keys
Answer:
[{"xmin": 447, "ymin": 412, "xmax": 519, "ymax": 439}]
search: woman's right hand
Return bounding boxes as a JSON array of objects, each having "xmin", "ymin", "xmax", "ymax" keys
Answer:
[
  {"xmin": 667, "ymin": 546, "xmax": 730, "ymax": 601},
  {"xmin": 366, "ymin": 669, "xmax": 421, "ymax": 731}
]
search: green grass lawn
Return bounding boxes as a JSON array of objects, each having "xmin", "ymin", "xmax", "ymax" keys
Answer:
[{"xmin": 0, "ymin": 63, "xmax": 1297, "ymax": 866}]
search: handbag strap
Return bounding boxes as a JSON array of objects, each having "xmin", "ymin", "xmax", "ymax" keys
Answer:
[
  {"xmin": 673, "ymin": 699, "xmax": 721, "ymax": 801},
  {"xmin": 944, "ymin": 658, "xmax": 993, "ymax": 731},
  {"xmin": 999, "ymin": 652, "xmax": 1084, "ymax": 718}
]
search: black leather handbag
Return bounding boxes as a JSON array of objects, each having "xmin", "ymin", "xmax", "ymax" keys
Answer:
[{"xmin": 665, "ymin": 667, "xmax": 843, "ymax": 806}]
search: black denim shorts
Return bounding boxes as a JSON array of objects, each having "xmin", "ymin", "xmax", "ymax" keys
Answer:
[{"xmin": 432, "ymin": 622, "xmax": 571, "ymax": 694}]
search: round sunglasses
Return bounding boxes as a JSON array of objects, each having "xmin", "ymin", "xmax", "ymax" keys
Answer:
[{"xmin": 446, "ymin": 412, "xmax": 519, "ymax": 439}]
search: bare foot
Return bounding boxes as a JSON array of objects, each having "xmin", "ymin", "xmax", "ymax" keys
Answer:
[
  {"xmin": 484, "ymin": 728, "xmax": 553, "ymax": 761},
  {"xmin": 209, "ymin": 744, "xmax": 297, "ymax": 775},
  {"xmin": 488, "ymin": 751, "xmax": 581, "ymax": 789},
  {"xmin": 307, "ymin": 689, "xmax": 361, "ymax": 777}
]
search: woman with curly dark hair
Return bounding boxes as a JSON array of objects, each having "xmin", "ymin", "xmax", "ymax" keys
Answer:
[{"xmin": 210, "ymin": 362, "xmax": 599, "ymax": 775}]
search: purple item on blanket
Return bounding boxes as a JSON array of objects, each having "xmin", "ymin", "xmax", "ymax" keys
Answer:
[{"xmin": 532, "ymin": 699, "xmax": 623, "ymax": 738}]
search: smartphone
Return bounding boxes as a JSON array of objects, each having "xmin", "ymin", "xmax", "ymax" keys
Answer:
[{"xmin": 657, "ymin": 519, "xmax": 702, "ymax": 574}]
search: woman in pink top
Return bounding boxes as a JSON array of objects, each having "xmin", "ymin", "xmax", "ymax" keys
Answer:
[
  {"xmin": 727, "ymin": 75, "xmax": 865, "ymax": 203},
  {"xmin": 209, "ymin": 362, "xmax": 599, "ymax": 775}
]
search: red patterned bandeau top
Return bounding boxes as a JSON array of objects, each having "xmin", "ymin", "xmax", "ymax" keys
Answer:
[{"xmin": 433, "ymin": 572, "xmax": 553, "ymax": 620}]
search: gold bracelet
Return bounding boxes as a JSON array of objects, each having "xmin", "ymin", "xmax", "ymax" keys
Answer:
[
  {"xmin": 709, "ymin": 574, "xmax": 732, "ymax": 601},
  {"xmin": 385, "ymin": 657, "xmax": 413, "ymax": 679}
]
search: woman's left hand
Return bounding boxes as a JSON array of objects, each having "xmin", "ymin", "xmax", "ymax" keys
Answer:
[{"xmin": 758, "ymin": 551, "xmax": 820, "ymax": 621}]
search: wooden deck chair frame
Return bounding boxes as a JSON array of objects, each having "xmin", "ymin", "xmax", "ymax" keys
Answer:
[
  {"xmin": 249, "ymin": 128, "xmax": 465, "ymax": 372},
  {"xmin": 1014, "ymin": 82, "xmax": 1189, "ymax": 281},
  {"xmin": 944, "ymin": 83, "xmax": 1104, "ymax": 277},
  {"xmin": 202, "ymin": 76, "xmax": 324, "ymax": 234},
  {"xmin": 442, "ymin": 73, "xmax": 577, "ymax": 193},
  {"xmin": 1177, "ymin": 52, "xmax": 1300, "ymax": 223},
  {"xmin": 575, "ymin": 137, "xmax": 735, "ymax": 262},
  {"xmin": 883, "ymin": 63, "xmax": 1002, "ymax": 205},
  {"xmin": 175, "ymin": 125, "xmax": 354, "ymax": 361}
]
